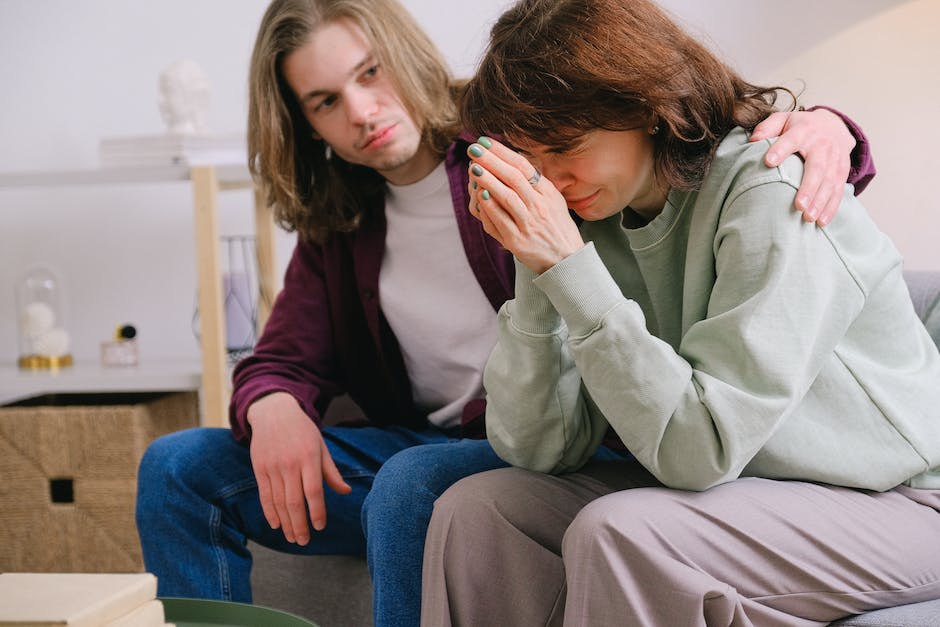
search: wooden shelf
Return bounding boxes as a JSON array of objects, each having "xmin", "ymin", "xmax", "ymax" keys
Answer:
[
  {"xmin": 0, "ymin": 164, "xmax": 252, "ymax": 189},
  {"xmin": 0, "ymin": 163, "xmax": 277, "ymax": 427},
  {"xmin": 0, "ymin": 360, "xmax": 202, "ymax": 407}
]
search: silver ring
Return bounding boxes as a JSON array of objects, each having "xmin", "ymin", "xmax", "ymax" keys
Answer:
[{"xmin": 527, "ymin": 169, "xmax": 541, "ymax": 186}]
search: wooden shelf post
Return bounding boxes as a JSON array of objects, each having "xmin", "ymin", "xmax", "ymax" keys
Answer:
[{"xmin": 190, "ymin": 166, "xmax": 229, "ymax": 427}]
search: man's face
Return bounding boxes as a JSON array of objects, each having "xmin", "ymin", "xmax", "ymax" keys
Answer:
[{"xmin": 282, "ymin": 18, "xmax": 431, "ymax": 185}]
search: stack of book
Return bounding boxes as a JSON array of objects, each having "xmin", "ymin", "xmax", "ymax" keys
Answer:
[
  {"xmin": 0, "ymin": 573, "xmax": 171, "ymax": 626},
  {"xmin": 99, "ymin": 132, "xmax": 247, "ymax": 168}
]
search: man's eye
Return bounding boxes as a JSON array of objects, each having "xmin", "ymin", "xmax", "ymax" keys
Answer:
[{"xmin": 314, "ymin": 95, "xmax": 337, "ymax": 112}]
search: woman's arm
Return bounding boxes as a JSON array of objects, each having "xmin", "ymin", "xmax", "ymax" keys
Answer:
[
  {"xmin": 482, "ymin": 260, "xmax": 610, "ymax": 473},
  {"xmin": 470, "ymin": 136, "xmax": 871, "ymax": 485},
  {"xmin": 527, "ymin": 182, "xmax": 868, "ymax": 490}
]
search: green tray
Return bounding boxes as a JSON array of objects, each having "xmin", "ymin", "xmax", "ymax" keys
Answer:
[{"xmin": 160, "ymin": 597, "xmax": 319, "ymax": 627}]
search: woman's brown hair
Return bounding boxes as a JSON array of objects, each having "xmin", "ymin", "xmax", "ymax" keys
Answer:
[
  {"xmin": 461, "ymin": 0, "xmax": 795, "ymax": 192},
  {"xmin": 248, "ymin": 0, "xmax": 461, "ymax": 242}
]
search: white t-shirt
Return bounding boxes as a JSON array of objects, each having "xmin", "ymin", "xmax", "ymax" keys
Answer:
[{"xmin": 380, "ymin": 163, "xmax": 498, "ymax": 428}]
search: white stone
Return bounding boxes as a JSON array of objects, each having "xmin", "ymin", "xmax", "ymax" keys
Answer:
[
  {"xmin": 33, "ymin": 327, "xmax": 71, "ymax": 357},
  {"xmin": 20, "ymin": 301, "xmax": 56, "ymax": 338}
]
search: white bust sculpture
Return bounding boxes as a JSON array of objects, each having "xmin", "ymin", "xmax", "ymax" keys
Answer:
[{"xmin": 158, "ymin": 59, "xmax": 211, "ymax": 135}]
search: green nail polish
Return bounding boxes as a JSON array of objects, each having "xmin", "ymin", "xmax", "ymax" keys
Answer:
[
  {"xmin": 471, "ymin": 164, "xmax": 484, "ymax": 176},
  {"xmin": 469, "ymin": 144, "xmax": 484, "ymax": 157},
  {"xmin": 472, "ymin": 181, "xmax": 478, "ymax": 189},
  {"xmin": 482, "ymin": 190, "xmax": 490, "ymax": 200},
  {"xmin": 478, "ymin": 136, "xmax": 492, "ymax": 149}
]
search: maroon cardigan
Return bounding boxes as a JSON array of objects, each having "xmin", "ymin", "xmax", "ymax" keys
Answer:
[
  {"xmin": 230, "ymin": 117, "xmax": 875, "ymax": 442},
  {"xmin": 230, "ymin": 135, "xmax": 514, "ymax": 441}
]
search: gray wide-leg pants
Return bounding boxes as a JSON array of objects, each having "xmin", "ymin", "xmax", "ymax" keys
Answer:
[{"xmin": 421, "ymin": 458, "xmax": 940, "ymax": 627}]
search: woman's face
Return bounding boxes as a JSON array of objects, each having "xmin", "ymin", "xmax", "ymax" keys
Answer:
[{"xmin": 512, "ymin": 128, "xmax": 666, "ymax": 221}]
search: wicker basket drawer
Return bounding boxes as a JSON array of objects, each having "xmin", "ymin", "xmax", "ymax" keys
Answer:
[{"xmin": 0, "ymin": 391, "xmax": 198, "ymax": 572}]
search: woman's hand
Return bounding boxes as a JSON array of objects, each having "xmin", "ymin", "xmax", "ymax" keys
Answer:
[
  {"xmin": 466, "ymin": 137, "xmax": 585, "ymax": 274},
  {"xmin": 751, "ymin": 108, "xmax": 855, "ymax": 226}
]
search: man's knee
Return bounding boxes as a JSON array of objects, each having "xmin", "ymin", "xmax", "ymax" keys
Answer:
[
  {"xmin": 139, "ymin": 430, "xmax": 183, "ymax": 482},
  {"xmin": 139, "ymin": 427, "xmax": 239, "ymax": 497},
  {"xmin": 363, "ymin": 443, "xmax": 462, "ymax": 528},
  {"xmin": 367, "ymin": 441, "xmax": 483, "ymax": 506}
]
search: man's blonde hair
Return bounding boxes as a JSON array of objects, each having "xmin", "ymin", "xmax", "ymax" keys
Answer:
[{"xmin": 248, "ymin": 0, "xmax": 461, "ymax": 242}]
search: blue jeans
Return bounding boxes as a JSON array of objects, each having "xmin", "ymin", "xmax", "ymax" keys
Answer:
[{"xmin": 136, "ymin": 425, "xmax": 508, "ymax": 627}]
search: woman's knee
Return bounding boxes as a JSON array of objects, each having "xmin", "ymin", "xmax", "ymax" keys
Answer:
[
  {"xmin": 563, "ymin": 494, "xmax": 621, "ymax": 556},
  {"xmin": 562, "ymin": 488, "xmax": 685, "ymax": 559},
  {"xmin": 434, "ymin": 467, "xmax": 550, "ymax": 531},
  {"xmin": 569, "ymin": 489, "xmax": 655, "ymax": 538}
]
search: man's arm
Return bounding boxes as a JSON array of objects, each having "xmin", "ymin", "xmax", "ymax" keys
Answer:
[
  {"xmin": 230, "ymin": 239, "xmax": 350, "ymax": 543},
  {"xmin": 229, "ymin": 239, "xmax": 344, "ymax": 440},
  {"xmin": 751, "ymin": 107, "xmax": 875, "ymax": 225}
]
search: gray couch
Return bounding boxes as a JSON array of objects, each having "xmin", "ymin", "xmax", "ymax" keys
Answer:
[{"xmin": 252, "ymin": 270, "xmax": 940, "ymax": 627}]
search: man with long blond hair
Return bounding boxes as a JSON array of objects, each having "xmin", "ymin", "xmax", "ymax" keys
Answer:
[{"xmin": 136, "ymin": 0, "xmax": 875, "ymax": 624}]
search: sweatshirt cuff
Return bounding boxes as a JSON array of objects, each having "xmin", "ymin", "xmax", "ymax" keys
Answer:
[
  {"xmin": 506, "ymin": 258, "xmax": 564, "ymax": 334},
  {"xmin": 533, "ymin": 243, "xmax": 625, "ymax": 337}
]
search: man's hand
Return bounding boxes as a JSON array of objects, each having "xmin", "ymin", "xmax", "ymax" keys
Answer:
[
  {"xmin": 247, "ymin": 392, "xmax": 351, "ymax": 545},
  {"xmin": 751, "ymin": 108, "xmax": 855, "ymax": 226}
]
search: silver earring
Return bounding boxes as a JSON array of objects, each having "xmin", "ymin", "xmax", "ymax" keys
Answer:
[
  {"xmin": 650, "ymin": 125, "xmax": 660, "ymax": 135},
  {"xmin": 325, "ymin": 144, "xmax": 333, "ymax": 160}
]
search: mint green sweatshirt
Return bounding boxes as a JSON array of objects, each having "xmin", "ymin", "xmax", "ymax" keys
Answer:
[{"xmin": 483, "ymin": 128, "xmax": 940, "ymax": 491}]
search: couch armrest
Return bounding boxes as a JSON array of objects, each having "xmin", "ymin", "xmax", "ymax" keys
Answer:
[{"xmin": 904, "ymin": 270, "xmax": 940, "ymax": 349}]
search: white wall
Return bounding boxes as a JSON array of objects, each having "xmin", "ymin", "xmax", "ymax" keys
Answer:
[
  {"xmin": 659, "ymin": 0, "xmax": 940, "ymax": 270},
  {"xmin": 1, "ymin": 0, "xmax": 935, "ymax": 368},
  {"xmin": 760, "ymin": 0, "xmax": 940, "ymax": 273}
]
